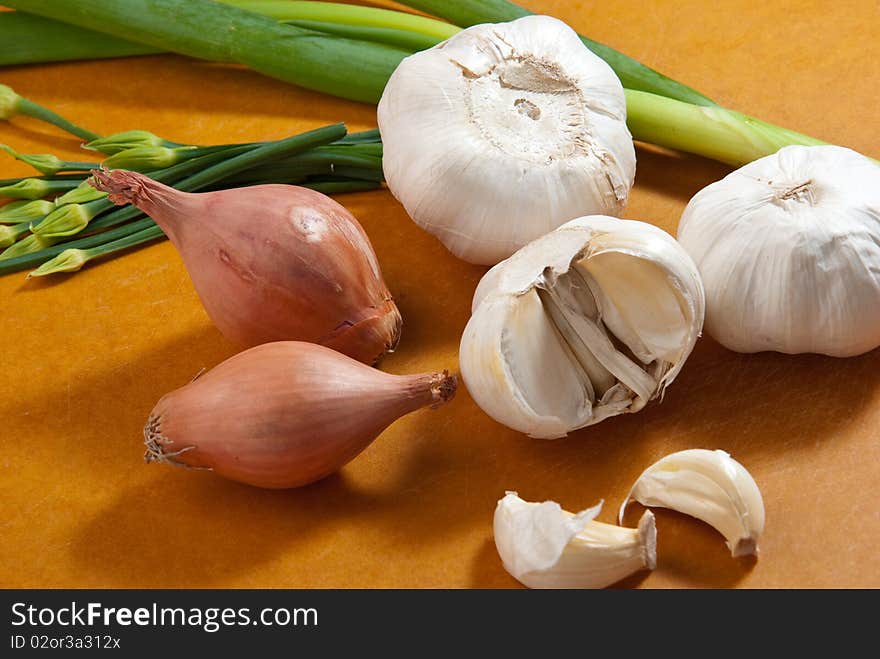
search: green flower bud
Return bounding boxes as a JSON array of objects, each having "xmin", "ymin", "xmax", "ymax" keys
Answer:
[
  {"xmin": 85, "ymin": 130, "xmax": 169, "ymax": 155},
  {"xmin": 0, "ymin": 222, "xmax": 30, "ymax": 248},
  {"xmin": 0, "ymin": 199, "xmax": 55, "ymax": 224},
  {"xmin": 102, "ymin": 146, "xmax": 187, "ymax": 171},
  {"xmin": 0, "ymin": 84, "xmax": 22, "ymax": 120},
  {"xmin": 0, "ymin": 178, "xmax": 54, "ymax": 200},
  {"xmin": 31, "ymin": 203, "xmax": 91, "ymax": 238},
  {"xmin": 0, "ymin": 144, "xmax": 65, "ymax": 175},
  {"xmin": 28, "ymin": 248, "xmax": 90, "ymax": 277},
  {"xmin": 55, "ymin": 181, "xmax": 107, "ymax": 205},
  {"xmin": 0, "ymin": 233, "xmax": 52, "ymax": 260}
]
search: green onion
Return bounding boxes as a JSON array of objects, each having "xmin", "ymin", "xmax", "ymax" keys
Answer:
[
  {"xmin": 0, "ymin": 11, "xmax": 159, "ymax": 65},
  {"xmin": 222, "ymin": 1, "xmax": 458, "ymax": 40},
  {"xmin": 0, "ymin": 123, "xmax": 353, "ymax": 271},
  {"xmin": 3, "ymin": 0, "xmax": 412, "ymax": 105},
  {"xmin": 0, "ymin": 83, "xmax": 100, "ymax": 141},
  {"xmin": 171, "ymin": 124, "xmax": 348, "ymax": 191},
  {"xmin": 0, "ymin": 0, "xmax": 711, "ymax": 110},
  {"xmin": 0, "ymin": 199, "xmax": 54, "ymax": 224},
  {"xmin": 336, "ymin": 129, "xmax": 381, "ymax": 144},
  {"xmin": 0, "ymin": 1, "xmax": 456, "ymax": 66},
  {"xmin": 54, "ymin": 181, "xmax": 108, "ymax": 205},
  {"xmin": 85, "ymin": 130, "xmax": 178, "ymax": 155},
  {"xmin": 0, "ymin": 233, "xmax": 51, "ymax": 260},
  {"xmin": 285, "ymin": 19, "xmax": 443, "ymax": 52},
  {"xmin": 31, "ymin": 199, "xmax": 109, "ymax": 239},
  {"xmin": 28, "ymin": 224, "xmax": 164, "ymax": 277},
  {"xmin": 0, "ymin": 145, "xmax": 100, "ymax": 176},
  {"xmin": 624, "ymin": 90, "xmax": 828, "ymax": 167},
  {"xmin": 0, "ymin": 217, "xmax": 156, "ymax": 270},
  {"xmin": 0, "ymin": 222, "xmax": 33, "ymax": 248},
  {"xmin": 101, "ymin": 146, "xmax": 198, "ymax": 171},
  {"xmin": 0, "ymin": 178, "xmax": 79, "ymax": 200}
]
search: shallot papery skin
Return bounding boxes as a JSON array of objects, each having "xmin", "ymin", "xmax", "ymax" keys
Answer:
[
  {"xmin": 144, "ymin": 341, "xmax": 457, "ymax": 489},
  {"xmin": 91, "ymin": 169, "xmax": 401, "ymax": 364}
]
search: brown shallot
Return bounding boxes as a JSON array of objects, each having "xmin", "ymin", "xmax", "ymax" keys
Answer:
[
  {"xmin": 91, "ymin": 170, "xmax": 401, "ymax": 365},
  {"xmin": 144, "ymin": 341, "xmax": 457, "ymax": 489}
]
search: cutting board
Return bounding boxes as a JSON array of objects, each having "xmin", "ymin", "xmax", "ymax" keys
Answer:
[{"xmin": 1, "ymin": 0, "xmax": 877, "ymax": 587}]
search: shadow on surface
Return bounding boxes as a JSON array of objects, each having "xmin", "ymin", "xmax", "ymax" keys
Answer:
[
  {"xmin": 625, "ymin": 507, "xmax": 757, "ymax": 588},
  {"xmin": 634, "ymin": 143, "xmax": 731, "ymax": 203},
  {"xmin": 2, "ymin": 56, "xmax": 380, "ymax": 138},
  {"xmin": 68, "ymin": 471, "xmax": 389, "ymax": 587}
]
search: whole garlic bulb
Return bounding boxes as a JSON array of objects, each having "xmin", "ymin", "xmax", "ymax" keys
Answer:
[
  {"xmin": 377, "ymin": 15, "xmax": 636, "ymax": 265},
  {"xmin": 460, "ymin": 216, "xmax": 705, "ymax": 438},
  {"xmin": 677, "ymin": 145, "xmax": 880, "ymax": 357}
]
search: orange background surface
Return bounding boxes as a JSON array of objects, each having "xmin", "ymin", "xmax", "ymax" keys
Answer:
[{"xmin": 1, "ymin": 1, "xmax": 878, "ymax": 588}]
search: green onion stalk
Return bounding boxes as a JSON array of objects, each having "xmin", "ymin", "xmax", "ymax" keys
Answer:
[
  {"xmin": 0, "ymin": 145, "xmax": 100, "ymax": 176},
  {"xmin": 0, "ymin": 178, "xmax": 80, "ymax": 200},
  {"xmin": 0, "ymin": 199, "xmax": 54, "ymax": 224},
  {"xmin": 27, "ymin": 224, "xmax": 165, "ymax": 277},
  {"xmin": 0, "ymin": 0, "xmax": 843, "ymax": 166},
  {"xmin": 0, "ymin": 83, "xmax": 99, "ymax": 141},
  {"xmin": 0, "ymin": 122, "xmax": 385, "ymax": 275}
]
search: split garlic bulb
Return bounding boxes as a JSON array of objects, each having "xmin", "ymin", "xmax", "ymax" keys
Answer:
[
  {"xmin": 677, "ymin": 145, "xmax": 880, "ymax": 357},
  {"xmin": 460, "ymin": 216, "xmax": 705, "ymax": 438},
  {"xmin": 377, "ymin": 15, "xmax": 636, "ymax": 265}
]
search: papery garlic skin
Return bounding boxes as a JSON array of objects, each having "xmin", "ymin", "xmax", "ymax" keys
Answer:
[
  {"xmin": 377, "ymin": 15, "xmax": 635, "ymax": 265},
  {"xmin": 494, "ymin": 492, "xmax": 656, "ymax": 589},
  {"xmin": 619, "ymin": 449, "xmax": 764, "ymax": 557},
  {"xmin": 460, "ymin": 216, "xmax": 704, "ymax": 438},
  {"xmin": 677, "ymin": 144, "xmax": 880, "ymax": 357}
]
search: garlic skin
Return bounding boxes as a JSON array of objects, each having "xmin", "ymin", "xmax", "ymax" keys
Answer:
[
  {"xmin": 377, "ymin": 15, "xmax": 635, "ymax": 265},
  {"xmin": 460, "ymin": 216, "xmax": 704, "ymax": 438},
  {"xmin": 494, "ymin": 492, "xmax": 656, "ymax": 589},
  {"xmin": 619, "ymin": 449, "xmax": 764, "ymax": 557},
  {"xmin": 677, "ymin": 144, "xmax": 880, "ymax": 357}
]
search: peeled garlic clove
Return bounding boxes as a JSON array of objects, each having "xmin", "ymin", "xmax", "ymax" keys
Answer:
[
  {"xmin": 144, "ymin": 341, "xmax": 457, "ymax": 489},
  {"xmin": 494, "ymin": 492, "xmax": 656, "ymax": 589},
  {"xmin": 377, "ymin": 15, "xmax": 636, "ymax": 265},
  {"xmin": 460, "ymin": 216, "xmax": 704, "ymax": 438},
  {"xmin": 677, "ymin": 144, "xmax": 880, "ymax": 357},
  {"xmin": 619, "ymin": 449, "xmax": 765, "ymax": 557}
]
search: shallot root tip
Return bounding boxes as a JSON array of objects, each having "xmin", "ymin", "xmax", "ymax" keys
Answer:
[
  {"xmin": 143, "ymin": 413, "xmax": 201, "ymax": 468},
  {"xmin": 89, "ymin": 167, "xmax": 150, "ymax": 207},
  {"xmin": 429, "ymin": 370, "xmax": 458, "ymax": 408}
]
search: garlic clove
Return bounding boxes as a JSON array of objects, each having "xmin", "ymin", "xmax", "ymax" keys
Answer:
[
  {"xmin": 460, "ymin": 216, "xmax": 704, "ymax": 438},
  {"xmin": 494, "ymin": 492, "xmax": 656, "ymax": 589},
  {"xmin": 677, "ymin": 144, "xmax": 880, "ymax": 357},
  {"xmin": 377, "ymin": 15, "xmax": 636, "ymax": 265},
  {"xmin": 460, "ymin": 292, "xmax": 593, "ymax": 439},
  {"xmin": 619, "ymin": 449, "xmax": 765, "ymax": 557}
]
